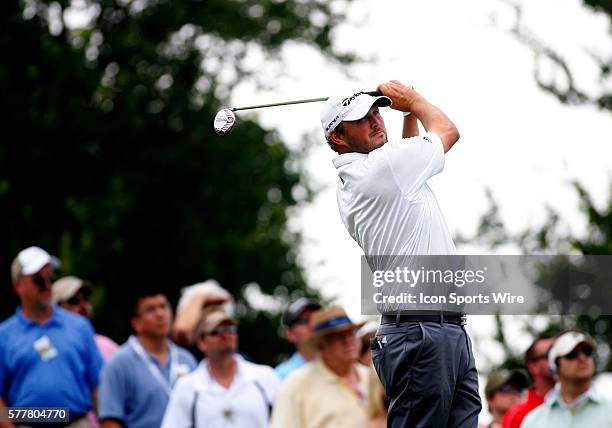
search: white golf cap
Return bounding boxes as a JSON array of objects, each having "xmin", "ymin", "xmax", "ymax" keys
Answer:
[
  {"xmin": 176, "ymin": 280, "xmax": 234, "ymax": 315},
  {"xmin": 320, "ymin": 90, "xmax": 391, "ymax": 136},
  {"xmin": 548, "ymin": 330, "xmax": 595, "ymax": 371},
  {"xmin": 52, "ymin": 276, "xmax": 90, "ymax": 304},
  {"xmin": 16, "ymin": 246, "xmax": 60, "ymax": 276}
]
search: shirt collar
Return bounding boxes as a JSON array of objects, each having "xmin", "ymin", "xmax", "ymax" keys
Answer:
[
  {"xmin": 16, "ymin": 305, "xmax": 61, "ymax": 327},
  {"xmin": 290, "ymin": 352, "xmax": 306, "ymax": 365},
  {"xmin": 128, "ymin": 335, "xmax": 174, "ymax": 364},
  {"xmin": 547, "ymin": 383, "xmax": 601, "ymax": 409},
  {"xmin": 315, "ymin": 359, "xmax": 361, "ymax": 385},
  {"xmin": 332, "ymin": 152, "xmax": 366, "ymax": 169},
  {"xmin": 200, "ymin": 354, "xmax": 247, "ymax": 388}
]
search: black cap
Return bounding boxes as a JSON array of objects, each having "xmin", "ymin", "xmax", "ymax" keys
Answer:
[
  {"xmin": 282, "ymin": 298, "xmax": 322, "ymax": 326},
  {"xmin": 485, "ymin": 369, "xmax": 530, "ymax": 398}
]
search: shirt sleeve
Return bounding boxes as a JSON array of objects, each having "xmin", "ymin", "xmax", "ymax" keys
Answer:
[
  {"xmin": 0, "ymin": 334, "xmax": 6, "ymax": 401},
  {"xmin": 380, "ymin": 132, "xmax": 445, "ymax": 198},
  {"xmin": 98, "ymin": 358, "xmax": 127, "ymax": 422},
  {"xmin": 81, "ymin": 321, "xmax": 104, "ymax": 391},
  {"xmin": 183, "ymin": 350, "xmax": 197, "ymax": 371},
  {"xmin": 160, "ymin": 378, "xmax": 195, "ymax": 428}
]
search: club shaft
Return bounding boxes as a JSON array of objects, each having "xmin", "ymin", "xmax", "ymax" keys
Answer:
[{"xmin": 231, "ymin": 97, "xmax": 329, "ymax": 112}]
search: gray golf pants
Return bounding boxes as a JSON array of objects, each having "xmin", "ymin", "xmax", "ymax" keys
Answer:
[{"xmin": 372, "ymin": 321, "xmax": 481, "ymax": 428}]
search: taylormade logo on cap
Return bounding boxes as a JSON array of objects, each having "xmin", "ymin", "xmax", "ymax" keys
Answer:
[{"xmin": 320, "ymin": 91, "xmax": 392, "ymax": 137}]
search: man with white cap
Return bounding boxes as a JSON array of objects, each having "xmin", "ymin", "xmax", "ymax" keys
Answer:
[
  {"xmin": 0, "ymin": 246, "xmax": 103, "ymax": 428},
  {"xmin": 521, "ymin": 330, "xmax": 612, "ymax": 428},
  {"xmin": 53, "ymin": 276, "xmax": 119, "ymax": 361},
  {"xmin": 162, "ymin": 308, "xmax": 280, "ymax": 428},
  {"xmin": 172, "ymin": 280, "xmax": 234, "ymax": 349},
  {"xmin": 321, "ymin": 81, "xmax": 480, "ymax": 427}
]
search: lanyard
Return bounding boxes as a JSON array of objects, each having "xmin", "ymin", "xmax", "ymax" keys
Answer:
[{"xmin": 129, "ymin": 335, "xmax": 178, "ymax": 396}]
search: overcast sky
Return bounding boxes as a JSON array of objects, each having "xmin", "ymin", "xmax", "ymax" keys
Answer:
[{"xmin": 235, "ymin": 0, "xmax": 611, "ymax": 303}]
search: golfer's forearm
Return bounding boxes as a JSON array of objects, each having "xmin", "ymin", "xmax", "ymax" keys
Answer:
[
  {"xmin": 401, "ymin": 114, "xmax": 418, "ymax": 138},
  {"xmin": 409, "ymin": 96, "xmax": 459, "ymax": 153}
]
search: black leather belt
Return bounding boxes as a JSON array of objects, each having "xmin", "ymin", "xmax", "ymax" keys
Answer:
[{"xmin": 381, "ymin": 311, "xmax": 467, "ymax": 326}]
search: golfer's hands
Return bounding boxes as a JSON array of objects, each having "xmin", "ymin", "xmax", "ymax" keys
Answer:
[{"xmin": 377, "ymin": 80, "xmax": 420, "ymax": 113}]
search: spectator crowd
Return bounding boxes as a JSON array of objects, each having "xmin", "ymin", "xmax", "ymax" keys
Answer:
[{"xmin": 1, "ymin": 246, "xmax": 611, "ymax": 428}]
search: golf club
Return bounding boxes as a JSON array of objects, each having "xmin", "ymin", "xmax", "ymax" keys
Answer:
[{"xmin": 213, "ymin": 91, "xmax": 382, "ymax": 136}]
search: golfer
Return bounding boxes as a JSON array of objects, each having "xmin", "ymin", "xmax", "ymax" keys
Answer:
[{"xmin": 321, "ymin": 80, "xmax": 481, "ymax": 427}]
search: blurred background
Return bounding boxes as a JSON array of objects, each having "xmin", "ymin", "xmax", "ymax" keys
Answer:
[{"xmin": 2, "ymin": 0, "xmax": 612, "ymax": 419}]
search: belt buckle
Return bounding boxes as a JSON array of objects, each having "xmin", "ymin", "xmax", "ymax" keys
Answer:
[{"xmin": 460, "ymin": 312, "xmax": 467, "ymax": 326}]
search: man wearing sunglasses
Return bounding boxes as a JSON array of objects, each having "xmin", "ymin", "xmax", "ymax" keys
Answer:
[
  {"xmin": 480, "ymin": 369, "xmax": 528, "ymax": 428},
  {"xmin": 0, "ymin": 246, "xmax": 103, "ymax": 428},
  {"xmin": 521, "ymin": 330, "xmax": 612, "ymax": 428},
  {"xmin": 53, "ymin": 276, "xmax": 119, "ymax": 361},
  {"xmin": 501, "ymin": 334, "xmax": 555, "ymax": 428},
  {"xmin": 276, "ymin": 298, "xmax": 322, "ymax": 381},
  {"xmin": 162, "ymin": 309, "xmax": 280, "ymax": 428}
]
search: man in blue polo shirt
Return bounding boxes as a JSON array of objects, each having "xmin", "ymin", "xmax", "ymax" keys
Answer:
[
  {"xmin": 0, "ymin": 246, "xmax": 103, "ymax": 428},
  {"xmin": 98, "ymin": 291, "xmax": 197, "ymax": 428}
]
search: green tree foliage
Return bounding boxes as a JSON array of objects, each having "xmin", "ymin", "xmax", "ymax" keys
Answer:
[
  {"xmin": 0, "ymin": 0, "xmax": 353, "ymax": 363},
  {"xmin": 505, "ymin": 0, "xmax": 612, "ymax": 109},
  {"xmin": 471, "ymin": 183, "xmax": 612, "ymax": 371}
]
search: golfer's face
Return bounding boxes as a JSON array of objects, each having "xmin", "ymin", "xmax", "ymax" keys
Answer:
[{"xmin": 340, "ymin": 106, "xmax": 387, "ymax": 153}]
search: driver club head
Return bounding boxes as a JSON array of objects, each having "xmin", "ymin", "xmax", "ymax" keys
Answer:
[{"xmin": 213, "ymin": 108, "xmax": 236, "ymax": 136}]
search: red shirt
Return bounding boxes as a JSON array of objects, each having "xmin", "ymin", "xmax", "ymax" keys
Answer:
[{"xmin": 502, "ymin": 388, "xmax": 546, "ymax": 428}]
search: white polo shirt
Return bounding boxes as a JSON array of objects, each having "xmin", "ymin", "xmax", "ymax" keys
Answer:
[
  {"xmin": 334, "ymin": 132, "xmax": 456, "ymax": 270},
  {"xmin": 161, "ymin": 355, "xmax": 280, "ymax": 428}
]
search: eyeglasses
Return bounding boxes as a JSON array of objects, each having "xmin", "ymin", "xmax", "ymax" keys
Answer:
[
  {"xmin": 139, "ymin": 301, "xmax": 171, "ymax": 315},
  {"xmin": 292, "ymin": 317, "xmax": 311, "ymax": 326},
  {"xmin": 528, "ymin": 352, "xmax": 549, "ymax": 363},
  {"xmin": 496, "ymin": 384, "xmax": 519, "ymax": 394},
  {"xmin": 563, "ymin": 346, "xmax": 594, "ymax": 360},
  {"xmin": 208, "ymin": 325, "xmax": 238, "ymax": 336},
  {"xmin": 66, "ymin": 294, "xmax": 89, "ymax": 305},
  {"xmin": 32, "ymin": 274, "xmax": 56, "ymax": 289}
]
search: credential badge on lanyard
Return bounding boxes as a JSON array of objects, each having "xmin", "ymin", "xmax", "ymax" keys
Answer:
[{"xmin": 33, "ymin": 335, "xmax": 58, "ymax": 361}]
